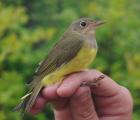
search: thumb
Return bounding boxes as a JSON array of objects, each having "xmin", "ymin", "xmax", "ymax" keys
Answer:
[{"xmin": 70, "ymin": 86, "xmax": 99, "ymax": 120}]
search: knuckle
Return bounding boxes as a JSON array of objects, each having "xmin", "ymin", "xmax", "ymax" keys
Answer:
[{"xmin": 72, "ymin": 87, "xmax": 90, "ymax": 102}]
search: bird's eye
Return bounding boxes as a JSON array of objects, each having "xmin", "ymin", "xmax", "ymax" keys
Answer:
[{"xmin": 80, "ymin": 21, "xmax": 87, "ymax": 28}]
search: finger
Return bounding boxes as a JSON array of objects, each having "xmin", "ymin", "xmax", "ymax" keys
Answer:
[
  {"xmin": 52, "ymin": 98, "xmax": 73, "ymax": 120},
  {"xmin": 42, "ymin": 83, "xmax": 60, "ymax": 100},
  {"xmin": 52, "ymin": 98, "xmax": 69, "ymax": 110},
  {"xmin": 57, "ymin": 70, "xmax": 103, "ymax": 97},
  {"xmin": 29, "ymin": 96, "xmax": 46, "ymax": 115},
  {"xmin": 94, "ymin": 86, "xmax": 133, "ymax": 118},
  {"xmin": 70, "ymin": 86, "xmax": 99, "ymax": 120},
  {"xmin": 89, "ymin": 71, "xmax": 133, "ymax": 118},
  {"xmin": 90, "ymin": 70, "xmax": 121, "ymax": 96},
  {"xmin": 42, "ymin": 83, "xmax": 73, "ymax": 120},
  {"xmin": 54, "ymin": 108, "xmax": 73, "ymax": 120}
]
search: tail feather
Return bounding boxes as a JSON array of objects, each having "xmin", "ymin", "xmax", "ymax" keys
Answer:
[
  {"xmin": 13, "ymin": 81, "xmax": 43, "ymax": 113},
  {"xmin": 25, "ymin": 82, "xmax": 42, "ymax": 112},
  {"xmin": 13, "ymin": 96, "xmax": 30, "ymax": 112}
]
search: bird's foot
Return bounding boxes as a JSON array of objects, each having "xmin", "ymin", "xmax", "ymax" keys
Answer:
[{"xmin": 81, "ymin": 75, "xmax": 105, "ymax": 87}]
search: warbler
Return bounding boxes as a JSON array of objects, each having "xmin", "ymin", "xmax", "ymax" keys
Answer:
[{"xmin": 14, "ymin": 18, "xmax": 105, "ymax": 113}]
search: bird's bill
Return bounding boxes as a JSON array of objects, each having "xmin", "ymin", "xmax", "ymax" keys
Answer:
[
  {"xmin": 94, "ymin": 20, "xmax": 106, "ymax": 27},
  {"xmin": 84, "ymin": 19, "xmax": 106, "ymax": 33}
]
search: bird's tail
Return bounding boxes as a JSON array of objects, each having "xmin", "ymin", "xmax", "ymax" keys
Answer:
[{"xmin": 13, "ymin": 80, "xmax": 43, "ymax": 113}]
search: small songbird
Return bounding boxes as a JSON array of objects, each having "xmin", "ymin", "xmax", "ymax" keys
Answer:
[{"xmin": 14, "ymin": 18, "xmax": 105, "ymax": 113}]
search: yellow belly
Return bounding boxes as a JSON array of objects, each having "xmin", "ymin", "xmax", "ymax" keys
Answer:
[{"xmin": 42, "ymin": 45, "xmax": 97, "ymax": 85}]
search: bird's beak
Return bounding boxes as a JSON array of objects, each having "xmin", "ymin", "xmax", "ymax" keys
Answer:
[
  {"xmin": 94, "ymin": 20, "xmax": 106, "ymax": 27},
  {"xmin": 86, "ymin": 20, "xmax": 106, "ymax": 33}
]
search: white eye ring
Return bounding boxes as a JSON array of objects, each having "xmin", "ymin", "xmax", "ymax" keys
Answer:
[{"xmin": 80, "ymin": 21, "xmax": 87, "ymax": 28}]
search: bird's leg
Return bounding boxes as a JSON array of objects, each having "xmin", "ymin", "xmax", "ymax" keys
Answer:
[{"xmin": 81, "ymin": 75, "xmax": 105, "ymax": 87}]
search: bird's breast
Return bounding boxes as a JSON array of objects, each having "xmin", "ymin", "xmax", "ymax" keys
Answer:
[{"xmin": 70, "ymin": 42, "xmax": 97, "ymax": 68}]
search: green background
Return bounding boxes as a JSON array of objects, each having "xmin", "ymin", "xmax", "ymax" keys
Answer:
[{"xmin": 0, "ymin": 0, "xmax": 140, "ymax": 119}]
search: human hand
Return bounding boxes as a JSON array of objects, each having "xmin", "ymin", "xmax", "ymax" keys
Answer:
[{"xmin": 29, "ymin": 70, "xmax": 133, "ymax": 120}]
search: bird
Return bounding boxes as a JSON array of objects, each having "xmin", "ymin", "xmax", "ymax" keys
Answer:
[{"xmin": 14, "ymin": 18, "xmax": 105, "ymax": 113}]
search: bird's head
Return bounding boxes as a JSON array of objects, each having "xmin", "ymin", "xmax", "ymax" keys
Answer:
[{"xmin": 70, "ymin": 18, "xmax": 105, "ymax": 35}]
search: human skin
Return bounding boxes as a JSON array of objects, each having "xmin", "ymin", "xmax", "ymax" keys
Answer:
[{"xmin": 29, "ymin": 70, "xmax": 133, "ymax": 120}]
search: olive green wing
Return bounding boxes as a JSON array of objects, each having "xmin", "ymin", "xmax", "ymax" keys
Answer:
[{"xmin": 33, "ymin": 34, "xmax": 84, "ymax": 77}]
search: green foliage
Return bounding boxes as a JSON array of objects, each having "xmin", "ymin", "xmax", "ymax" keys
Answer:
[{"xmin": 0, "ymin": 0, "xmax": 139, "ymax": 119}]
